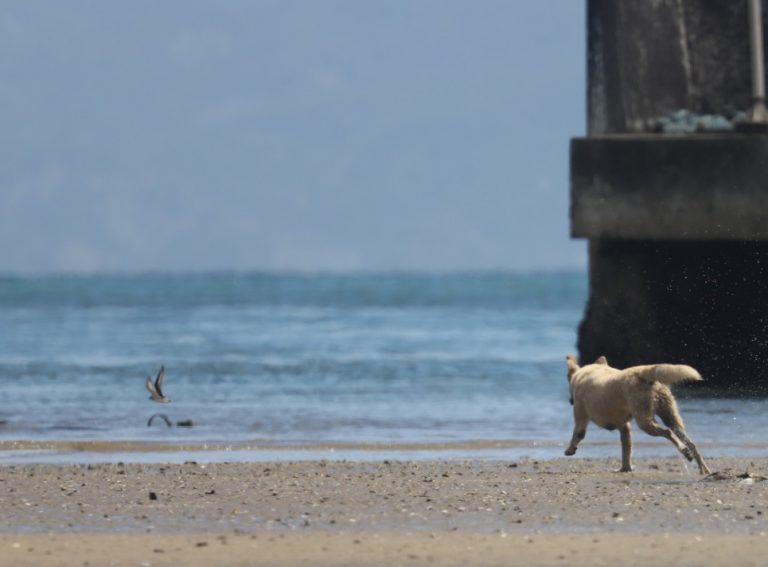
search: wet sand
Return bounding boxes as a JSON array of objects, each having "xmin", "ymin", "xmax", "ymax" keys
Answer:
[{"xmin": 2, "ymin": 456, "xmax": 768, "ymax": 566}]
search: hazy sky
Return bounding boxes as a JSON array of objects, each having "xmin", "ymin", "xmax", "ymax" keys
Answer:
[{"xmin": 1, "ymin": 1, "xmax": 586, "ymax": 274}]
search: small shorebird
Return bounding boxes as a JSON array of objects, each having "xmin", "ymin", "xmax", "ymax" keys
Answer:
[{"xmin": 146, "ymin": 366, "xmax": 171, "ymax": 403}]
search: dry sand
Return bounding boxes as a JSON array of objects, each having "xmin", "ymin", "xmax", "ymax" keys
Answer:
[{"xmin": 2, "ymin": 456, "xmax": 768, "ymax": 566}]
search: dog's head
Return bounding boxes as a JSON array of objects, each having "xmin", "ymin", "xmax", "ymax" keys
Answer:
[
  {"xmin": 565, "ymin": 354, "xmax": 579, "ymax": 383},
  {"xmin": 566, "ymin": 354, "xmax": 608, "ymax": 381},
  {"xmin": 566, "ymin": 355, "xmax": 608, "ymax": 404},
  {"xmin": 565, "ymin": 355, "xmax": 579, "ymax": 405}
]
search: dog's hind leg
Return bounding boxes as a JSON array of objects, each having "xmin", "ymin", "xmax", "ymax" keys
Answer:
[
  {"xmin": 618, "ymin": 423, "xmax": 633, "ymax": 472},
  {"xmin": 634, "ymin": 415, "xmax": 691, "ymax": 459},
  {"xmin": 631, "ymin": 388, "xmax": 691, "ymax": 460},
  {"xmin": 564, "ymin": 406, "xmax": 588, "ymax": 456},
  {"xmin": 670, "ymin": 427, "xmax": 711, "ymax": 475},
  {"xmin": 655, "ymin": 390, "xmax": 712, "ymax": 475}
]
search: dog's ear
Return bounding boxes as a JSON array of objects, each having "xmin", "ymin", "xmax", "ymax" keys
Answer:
[
  {"xmin": 595, "ymin": 356, "xmax": 608, "ymax": 365},
  {"xmin": 566, "ymin": 355, "xmax": 579, "ymax": 382}
]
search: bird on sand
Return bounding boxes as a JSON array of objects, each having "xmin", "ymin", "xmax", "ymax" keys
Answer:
[{"xmin": 146, "ymin": 366, "xmax": 171, "ymax": 403}]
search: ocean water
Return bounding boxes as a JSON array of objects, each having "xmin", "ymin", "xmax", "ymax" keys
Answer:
[{"xmin": 1, "ymin": 272, "xmax": 767, "ymax": 463}]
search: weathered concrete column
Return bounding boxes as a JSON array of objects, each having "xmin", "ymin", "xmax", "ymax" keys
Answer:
[{"xmin": 572, "ymin": 0, "xmax": 768, "ymax": 389}]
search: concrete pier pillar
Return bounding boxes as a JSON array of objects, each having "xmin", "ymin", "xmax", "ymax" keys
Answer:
[{"xmin": 571, "ymin": 1, "xmax": 768, "ymax": 389}]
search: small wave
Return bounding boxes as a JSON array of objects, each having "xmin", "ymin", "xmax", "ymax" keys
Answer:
[{"xmin": 47, "ymin": 424, "xmax": 111, "ymax": 432}]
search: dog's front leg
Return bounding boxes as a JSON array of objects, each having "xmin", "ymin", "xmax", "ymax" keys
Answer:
[
  {"xmin": 565, "ymin": 408, "xmax": 588, "ymax": 456},
  {"xmin": 618, "ymin": 423, "xmax": 633, "ymax": 472}
]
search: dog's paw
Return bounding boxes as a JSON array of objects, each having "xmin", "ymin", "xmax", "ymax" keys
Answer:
[
  {"xmin": 616, "ymin": 466, "xmax": 634, "ymax": 473},
  {"xmin": 681, "ymin": 447, "xmax": 694, "ymax": 461},
  {"xmin": 564, "ymin": 447, "xmax": 576, "ymax": 456}
]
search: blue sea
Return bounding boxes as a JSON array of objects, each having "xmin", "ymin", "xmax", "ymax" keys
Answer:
[{"xmin": 1, "ymin": 272, "xmax": 766, "ymax": 464}]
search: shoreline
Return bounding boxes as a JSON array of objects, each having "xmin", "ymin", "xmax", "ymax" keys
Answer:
[
  {"xmin": 0, "ymin": 438, "xmax": 567, "ymax": 466},
  {"xmin": 2, "ymin": 437, "xmax": 767, "ymax": 468},
  {"xmin": 2, "ymin": 457, "xmax": 768, "ymax": 565},
  {"xmin": 0, "ymin": 438, "xmax": 565, "ymax": 453},
  {"xmin": 1, "ymin": 436, "xmax": 764, "ymax": 453}
]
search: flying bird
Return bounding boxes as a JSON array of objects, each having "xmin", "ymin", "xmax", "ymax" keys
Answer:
[{"xmin": 146, "ymin": 366, "xmax": 171, "ymax": 403}]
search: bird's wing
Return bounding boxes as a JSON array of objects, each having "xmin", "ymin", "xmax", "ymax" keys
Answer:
[
  {"xmin": 147, "ymin": 413, "xmax": 172, "ymax": 427},
  {"xmin": 146, "ymin": 376, "xmax": 158, "ymax": 397},
  {"xmin": 155, "ymin": 366, "xmax": 165, "ymax": 397}
]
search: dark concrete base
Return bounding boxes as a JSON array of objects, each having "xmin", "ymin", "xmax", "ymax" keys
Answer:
[
  {"xmin": 579, "ymin": 239, "xmax": 768, "ymax": 392},
  {"xmin": 571, "ymin": 135, "xmax": 768, "ymax": 240}
]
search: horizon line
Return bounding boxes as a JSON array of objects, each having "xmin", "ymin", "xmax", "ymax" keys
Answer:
[{"xmin": 0, "ymin": 267, "xmax": 588, "ymax": 279}]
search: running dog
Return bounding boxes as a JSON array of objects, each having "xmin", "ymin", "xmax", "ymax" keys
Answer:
[{"xmin": 564, "ymin": 355, "xmax": 711, "ymax": 474}]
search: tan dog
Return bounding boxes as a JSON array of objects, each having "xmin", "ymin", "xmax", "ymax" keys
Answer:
[{"xmin": 565, "ymin": 355, "xmax": 711, "ymax": 474}]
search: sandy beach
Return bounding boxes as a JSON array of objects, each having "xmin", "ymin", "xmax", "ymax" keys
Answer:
[{"xmin": 2, "ymin": 456, "xmax": 768, "ymax": 565}]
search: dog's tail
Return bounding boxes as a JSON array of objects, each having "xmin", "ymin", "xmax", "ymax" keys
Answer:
[{"xmin": 639, "ymin": 364, "xmax": 702, "ymax": 386}]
